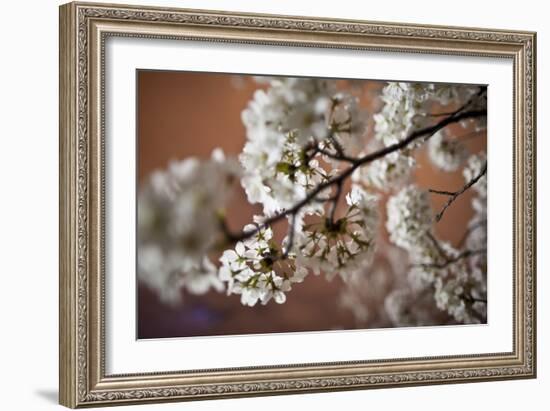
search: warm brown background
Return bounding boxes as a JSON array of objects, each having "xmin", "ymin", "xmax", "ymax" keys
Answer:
[{"xmin": 137, "ymin": 70, "xmax": 486, "ymax": 339}]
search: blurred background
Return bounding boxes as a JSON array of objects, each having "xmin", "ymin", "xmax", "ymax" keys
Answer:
[{"xmin": 137, "ymin": 71, "xmax": 486, "ymax": 339}]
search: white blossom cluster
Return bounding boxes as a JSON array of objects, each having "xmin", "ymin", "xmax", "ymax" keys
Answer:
[
  {"xmin": 459, "ymin": 88, "xmax": 488, "ymax": 132},
  {"xmin": 240, "ymin": 77, "xmax": 368, "ymax": 215},
  {"xmin": 373, "ymin": 82, "xmax": 432, "ymax": 147},
  {"xmin": 241, "ymin": 77, "xmax": 334, "ymax": 147},
  {"xmin": 219, "ymin": 224, "xmax": 308, "ymax": 306},
  {"xmin": 137, "ymin": 149, "xmax": 239, "ymax": 304},
  {"xmin": 461, "ymin": 152, "xmax": 488, "ymax": 315},
  {"xmin": 296, "ymin": 186, "xmax": 379, "ymax": 282},
  {"xmin": 384, "ymin": 288, "xmax": 438, "ymax": 327},
  {"xmin": 428, "ymin": 130, "xmax": 468, "ymax": 172},
  {"xmin": 429, "ymin": 244, "xmax": 486, "ymax": 324},
  {"xmin": 386, "ymin": 185, "xmax": 433, "ymax": 251},
  {"xmin": 433, "ymin": 273, "xmax": 484, "ymax": 324},
  {"xmin": 355, "ymin": 82, "xmax": 479, "ymax": 190},
  {"xmin": 240, "ymin": 130, "xmax": 328, "ymax": 216},
  {"xmin": 464, "ymin": 152, "xmax": 488, "ymax": 199},
  {"xmin": 385, "ymin": 183, "xmax": 487, "ymax": 324},
  {"xmin": 360, "ymin": 151, "xmax": 415, "ymax": 190},
  {"xmin": 463, "ymin": 153, "xmax": 488, "ymax": 252},
  {"xmin": 217, "ymin": 185, "xmax": 380, "ymax": 306}
]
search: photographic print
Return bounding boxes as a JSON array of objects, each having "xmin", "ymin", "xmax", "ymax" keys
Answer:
[{"xmin": 137, "ymin": 72, "xmax": 488, "ymax": 338}]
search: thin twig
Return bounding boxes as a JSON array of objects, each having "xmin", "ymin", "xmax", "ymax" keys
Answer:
[
  {"xmin": 426, "ymin": 110, "xmax": 462, "ymax": 117},
  {"xmin": 303, "ymin": 143, "xmax": 321, "ymax": 165},
  {"xmin": 433, "ymin": 163, "xmax": 487, "ymax": 222},
  {"xmin": 328, "ymin": 133, "xmax": 345, "ymax": 157},
  {"xmin": 317, "ymin": 147, "xmax": 357, "ymax": 163},
  {"xmin": 429, "ymin": 189, "xmax": 456, "ymax": 196},
  {"xmin": 282, "ymin": 213, "xmax": 297, "ymax": 259}
]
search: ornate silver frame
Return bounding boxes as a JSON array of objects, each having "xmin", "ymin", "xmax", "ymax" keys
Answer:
[{"xmin": 59, "ymin": 1, "xmax": 536, "ymax": 408}]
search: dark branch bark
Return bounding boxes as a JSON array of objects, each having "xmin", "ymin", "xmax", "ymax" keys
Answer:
[{"xmin": 429, "ymin": 189, "xmax": 456, "ymax": 196}]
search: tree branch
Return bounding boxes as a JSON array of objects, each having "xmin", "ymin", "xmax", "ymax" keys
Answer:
[
  {"xmin": 432, "ymin": 162, "xmax": 487, "ymax": 222},
  {"xmin": 318, "ymin": 147, "xmax": 357, "ymax": 163},
  {"xmin": 223, "ymin": 108, "xmax": 487, "ymax": 243},
  {"xmin": 429, "ymin": 189, "xmax": 456, "ymax": 196},
  {"xmin": 328, "ymin": 134, "xmax": 345, "ymax": 157}
]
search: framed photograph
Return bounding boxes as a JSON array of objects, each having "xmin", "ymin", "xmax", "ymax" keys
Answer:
[{"xmin": 59, "ymin": 2, "xmax": 536, "ymax": 408}]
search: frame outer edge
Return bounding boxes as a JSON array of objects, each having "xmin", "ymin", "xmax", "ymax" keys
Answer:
[
  {"xmin": 530, "ymin": 31, "xmax": 537, "ymax": 378},
  {"xmin": 59, "ymin": 1, "xmax": 536, "ymax": 407},
  {"xmin": 60, "ymin": 2, "xmax": 78, "ymax": 409}
]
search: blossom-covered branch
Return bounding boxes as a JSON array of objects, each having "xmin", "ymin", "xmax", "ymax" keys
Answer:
[
  {"xmin": 222, "ymin": 106, "xmax": 486, "ymax": 244},
  {"xmin": 137, "ymin": 78, "xmax": 488, "ymax": 326}
]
